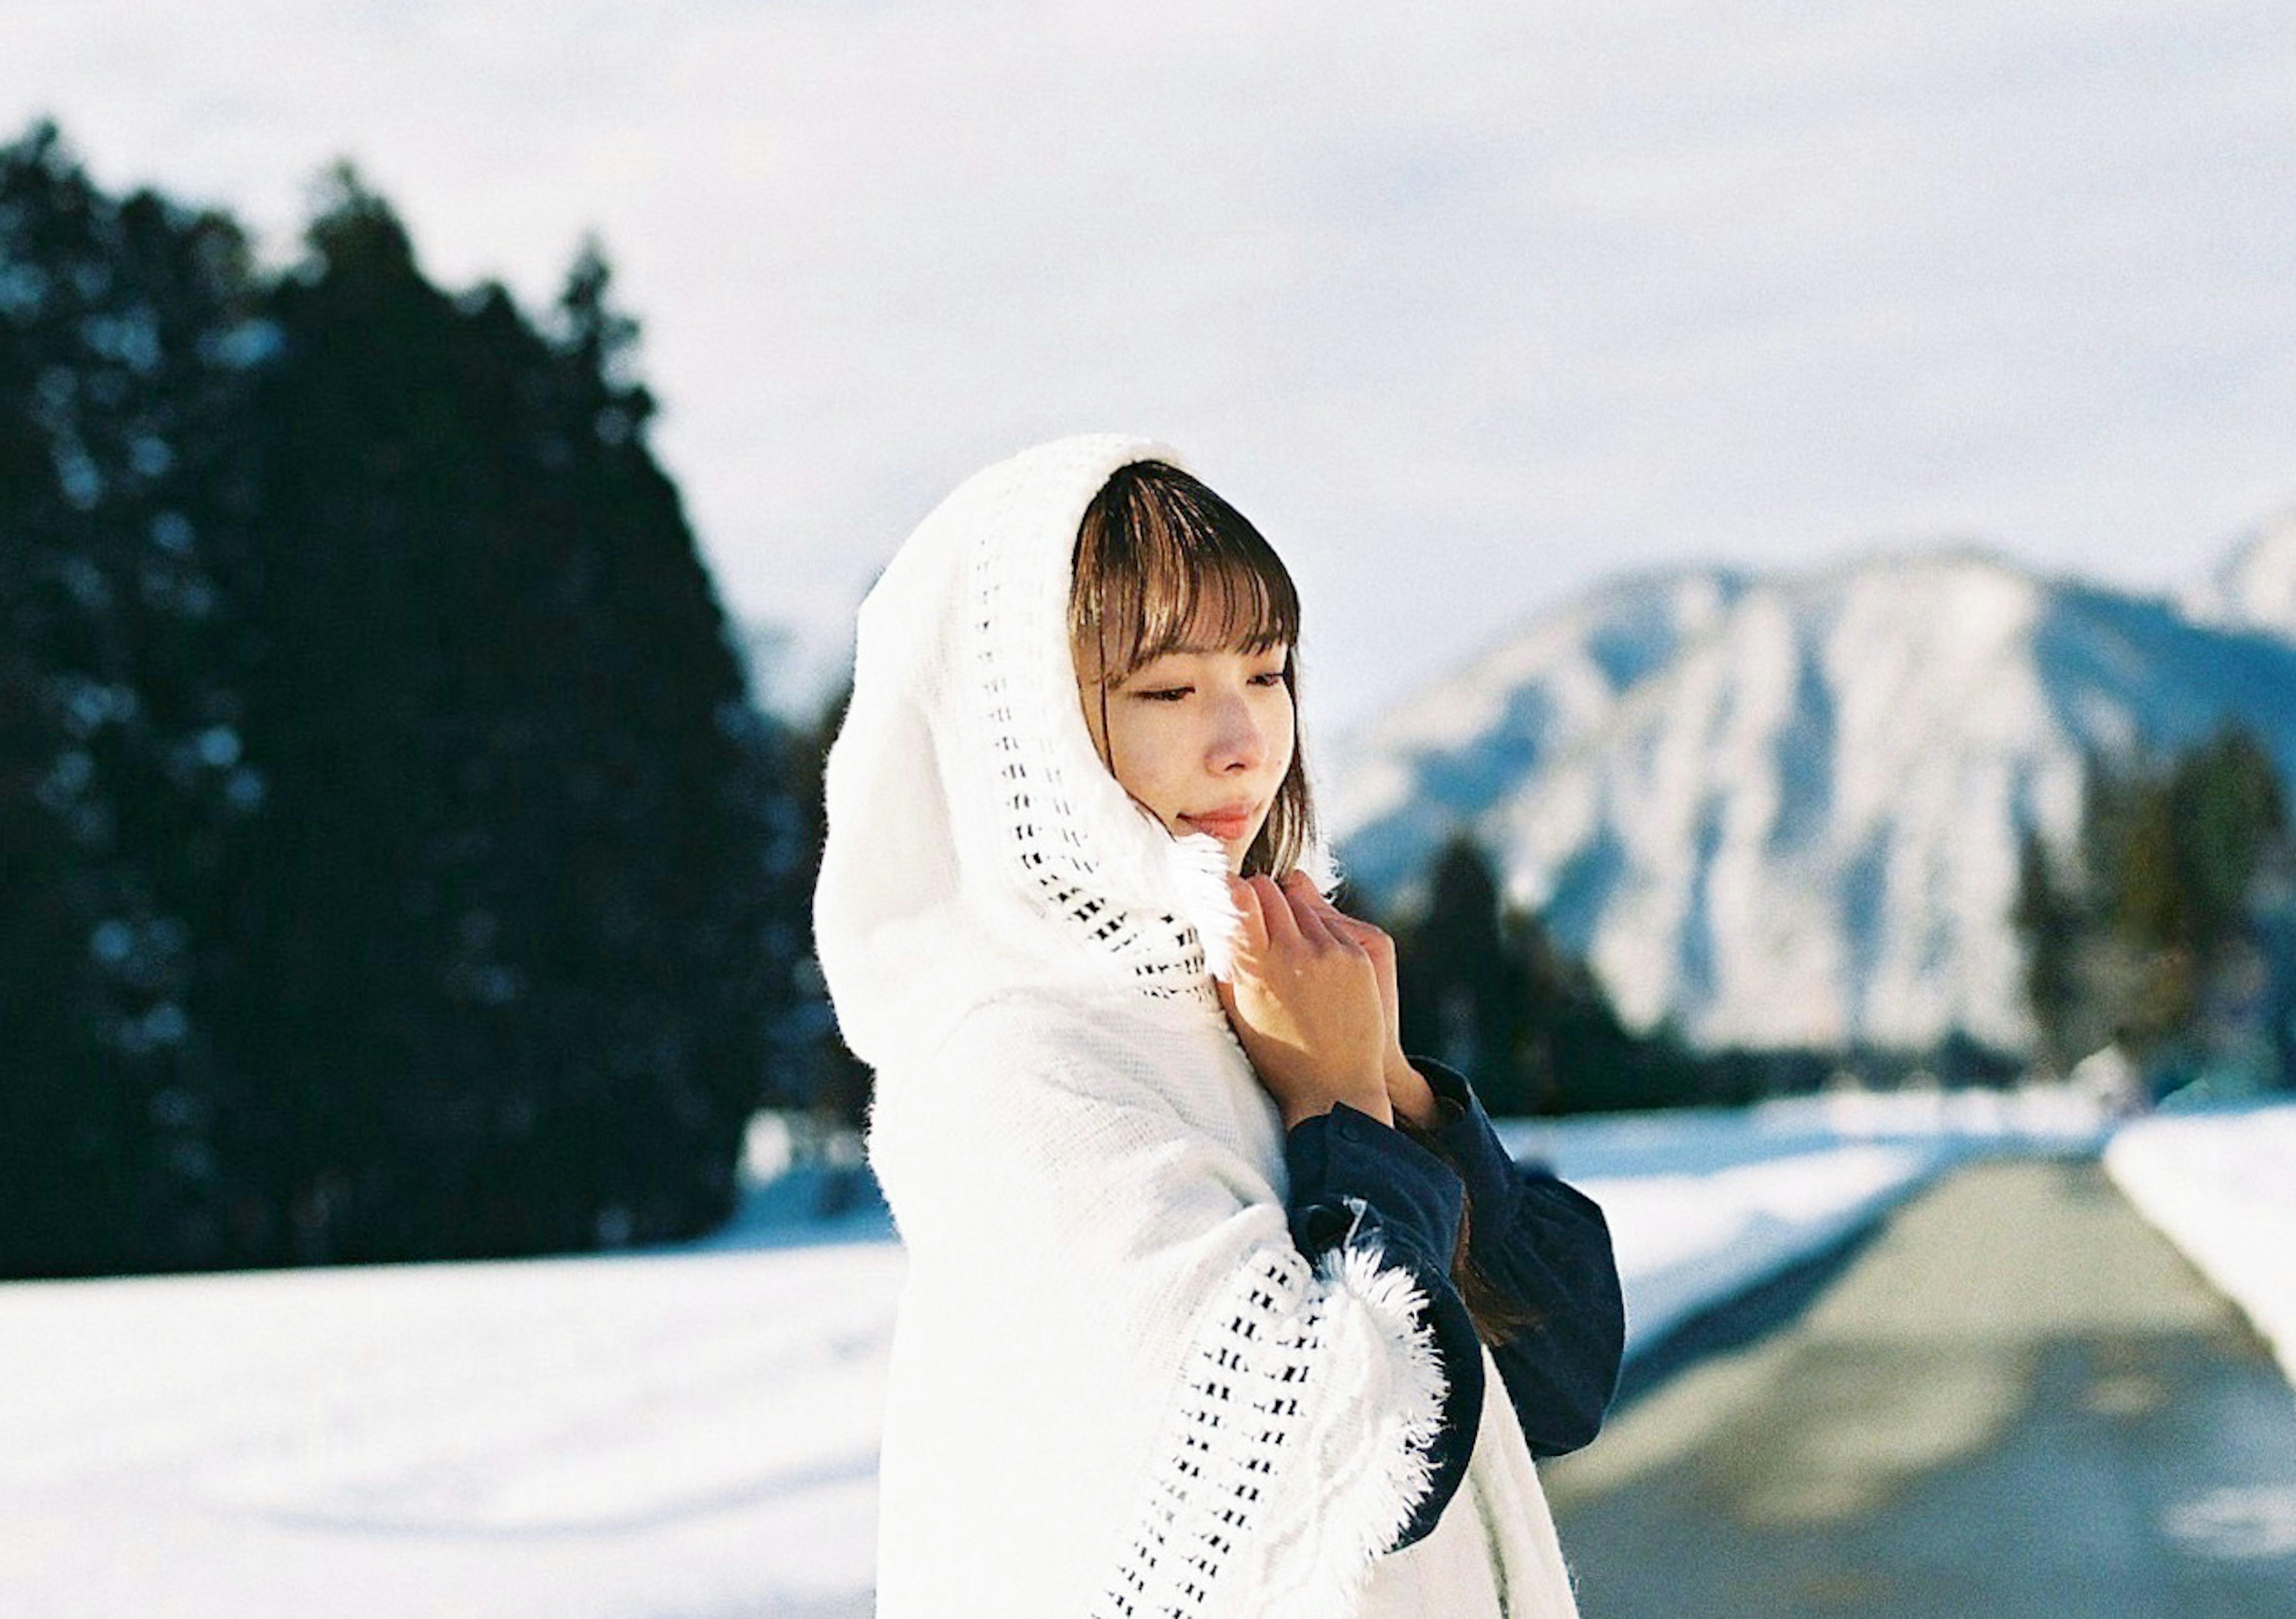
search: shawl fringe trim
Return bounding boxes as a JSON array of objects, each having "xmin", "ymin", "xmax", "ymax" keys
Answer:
[{"xmin": 1090, "ymin": 1234, "xmax": 1448, "ymax": 1619}]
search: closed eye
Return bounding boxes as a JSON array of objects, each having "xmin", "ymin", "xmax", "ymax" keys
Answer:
[{"xmin": 1134, "ymin": 672, "xmax": 1286, "ymax": 702}]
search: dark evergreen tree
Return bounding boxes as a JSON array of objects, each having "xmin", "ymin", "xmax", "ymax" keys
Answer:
[
  {"xmin": 1516, "ymin": 904, "xmax": 1712, "ymax": 1114},
  {"xmin": 2011, "ymin": 823, "xmax": 2083, "ymax": 1073},
  {"xmin": 210, "ymin": 170, "xmax": 788, "ymax": 1262},
  {"xmin": 2015, "ymin": 724, "xmax": 2292, "ymax": 1075},
  {"xmin": 2169, "ymin": 727, "xmax": 2286, "ymax": 958},
  {"xmin": 1385, "ymin": 831, "xmax": 1711, "ymax": 1116},
  {"xmin": 0, "ymin": 120, "xmax": 265, "ymax": 1275},
  {"xmin": 784, "ymin": 676, "xmax": 875, "ymax": 1135},
  {"xmin": 2, "ymin": 130, "xmax": 818, "ymax": 1277},
  {"xmin": 1393, "ymin": 833, "xmax": 1530, "ymax": 1108}
]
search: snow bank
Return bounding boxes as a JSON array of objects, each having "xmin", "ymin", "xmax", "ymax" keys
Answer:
[
  {"xmin": 1503, "ymin": 1081, "xmax": 2105, "ymax": 1362},
  {"xmin": 2103, "ymin": 1101, "xmax": 2296, "ymax": 1389},
  {"xmin": 1583, "ymin": 1144, "xmax": 1944, "ymax": 1358}
]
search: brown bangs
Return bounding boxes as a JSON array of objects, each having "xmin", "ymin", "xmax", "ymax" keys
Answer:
[{"xmin": 1070, "ymin": 461, "xmax": 1299, "ymax": 685}]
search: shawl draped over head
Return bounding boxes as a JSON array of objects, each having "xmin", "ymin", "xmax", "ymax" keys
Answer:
[
  {"xmin": 813, "ymin": 432, "xmax": 1338, "ymax": 1075},
  {"xmin": 812, "ymin": 434, "xmax": 1578, "ymax": 1619}
]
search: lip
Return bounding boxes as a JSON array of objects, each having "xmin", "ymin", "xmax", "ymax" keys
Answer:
[{"xmin": 1181, "ymin": 803, "xmax": 1261, "ymax": 840}]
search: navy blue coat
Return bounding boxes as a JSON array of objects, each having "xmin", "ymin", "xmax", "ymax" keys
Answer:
[{"xmin": 1280, "ymin": 1056, "xmax": 1626, "ymax": 1551}]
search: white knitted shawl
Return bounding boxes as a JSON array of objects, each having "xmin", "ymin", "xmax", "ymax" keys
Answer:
[{"xmin": 813, "ymin": 434, "xmax": 1580, "ymax": 1618}]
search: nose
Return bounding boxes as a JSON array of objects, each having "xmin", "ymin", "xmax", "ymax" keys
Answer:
[{"xmin": 1206, "ymin": 689, "xmax": 1268, "ymax": 774}]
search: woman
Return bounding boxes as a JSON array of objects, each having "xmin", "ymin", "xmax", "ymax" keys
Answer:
[{"xmin": 813, "ymin": 435, "xmax": 1624, "ymax": 1618}]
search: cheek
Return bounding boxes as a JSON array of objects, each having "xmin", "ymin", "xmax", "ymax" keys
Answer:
[
  {"xmin": 1103, "ymin": 705, "xmax": 1191, "ymax": 807},
  {"xmin": 1265, "ymin": 693, "xmax": 1299, "ymax": 777}
]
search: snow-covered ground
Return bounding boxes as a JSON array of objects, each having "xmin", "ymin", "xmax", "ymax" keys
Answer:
[
  {"xmin": 2103, "ymin": 1099, "xmax": 2296, "ymax": 1391},
  {"xmin": 0, "ymin": 1084, "xmax": 2161, "ymax": 1619},
  {"xmin": 2, "ymin": 1232, "xmax": 904, "ymax": 1618}
]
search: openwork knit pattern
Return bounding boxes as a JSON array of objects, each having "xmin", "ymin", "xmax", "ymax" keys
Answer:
[
  {"xmin": 964, "ymin": 453, "xmax": 1226, "ymax": 1004},
  {"xmin": 1091, "ymin": 1237, "xmax": 1448, "ymax": 1619}
]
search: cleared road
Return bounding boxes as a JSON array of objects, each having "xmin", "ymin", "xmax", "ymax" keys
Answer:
[{"xmin": 1543, "ymin": 1157, "xmax": 2296, "ymax": 1618}]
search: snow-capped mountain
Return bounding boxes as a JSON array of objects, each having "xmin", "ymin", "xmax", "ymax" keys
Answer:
[
  {"xmin": 2181, "ymin": 505, "xmax": 2296, "ymax": 639},
  {"xmin": 1319, "ymin": 568, "xmax": 1755, "ymax": 879},
  {"xmin": 1324, "ymin": 541, "xmax": 2296, "ymax": 1055}
]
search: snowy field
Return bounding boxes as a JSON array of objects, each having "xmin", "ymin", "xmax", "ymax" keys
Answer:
[{"xmin": 0, "ymin": 1083, "xmax": 2243, "ymax": 1619}]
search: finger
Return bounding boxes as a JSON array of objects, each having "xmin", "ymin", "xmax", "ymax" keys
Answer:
[
  {"xmin": 1321, "ymin": 907, "xmax": 1394, "ymax": 979},
  {"xmin": 1299, "ymin": 889, "xmax": 1397, "ymax": 1013},
  {"xmin": 1279, "ymin": 879, "xmax": 1351, "ymax": 952},
  {"xmin": 1227, "ymin": 874, "xmax": 1269, "ymax": 957},
  {"xmin": 1247, "ymin": 874, "xmax": 1302, "ymax": 951},
  {"xmin": 1336, "ymin": 915, "xmax": 1394, "ymax": 968},
  {"xmin": 1279, "ymin": 868, "xmax": 1327, "ymax": 907},
  {"xmin": 1284, "ymin": 870, "xmax": 1356, "ymax": 933},
  {"xmin": 1284, "ymin": 870, "xmax": 1372, "ymax": 950}
]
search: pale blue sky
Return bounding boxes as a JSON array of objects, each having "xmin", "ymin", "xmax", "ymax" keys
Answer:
[{"xmin": 8, "ymin": 1, "xmax": 2294, "ymax": 734}]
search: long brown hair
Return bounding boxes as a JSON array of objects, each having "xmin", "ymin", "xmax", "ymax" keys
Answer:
[{"xmin": 1068, "ymin": 458, "xmax": 1534, "ymax": 1346}]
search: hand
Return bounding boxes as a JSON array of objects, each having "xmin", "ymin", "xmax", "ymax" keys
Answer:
[
  {"xmin": 1275, "ymin": 873, "xmax": 1444, "ymax": 1130},
  {"xmin": 1215, "ymin": 871, "xmax": 1393, "ymax": 1129}
]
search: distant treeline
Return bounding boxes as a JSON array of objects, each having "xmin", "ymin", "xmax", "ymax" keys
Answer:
[
  {"xmin": 2014, "ymin": 724, "xmax": 2296, "ymax": 1092},
  {"xmin": 1, "ymin": 120, "xmax": 835, "ymax": 1277},
  {"xmin": 1353, "ymin": 833, "xmax": 2024, "ymax": 1118},
  {"xmin": 1380, "ymin": 728, "xmax": 2296, "ymax": 1115},
  {"xmin": 1359, "ymin": 834, "xmax": 1714, "ymax": 1115}
]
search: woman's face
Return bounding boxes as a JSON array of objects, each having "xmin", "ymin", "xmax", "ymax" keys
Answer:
[{"xmin": 1076, "ymin": 635, "xmax": 1295, "ymax": 876}]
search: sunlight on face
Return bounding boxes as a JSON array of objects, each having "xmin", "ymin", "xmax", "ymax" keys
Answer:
[{"xmin": 1076, "ymin": 638, "xmax": 1294, "ymax": 876}]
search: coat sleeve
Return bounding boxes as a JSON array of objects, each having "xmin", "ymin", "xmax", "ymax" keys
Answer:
[
  {"xmin": 900, "ymin": 1002, "xmax": 1484, "ymax": 1618},
  {"xmin": 1279, "ymin": 1102, "xmax": 1486, "ymax": 1554},
  {"xmin": 1406, "ymin": 1054, "xmax": 1627, "ymax": 1458}
]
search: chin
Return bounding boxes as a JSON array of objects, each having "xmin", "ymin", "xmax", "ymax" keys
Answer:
[{"xmin": 1164, "ymin": 814, "xmax": 1257, "ymax": 877}]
